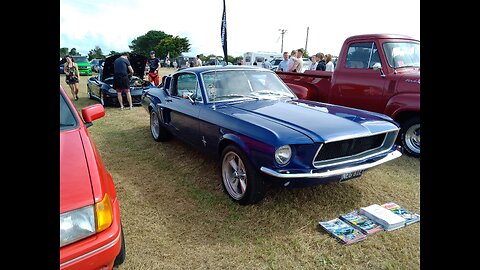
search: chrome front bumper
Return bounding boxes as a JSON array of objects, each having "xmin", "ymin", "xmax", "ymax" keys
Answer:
[{"xmin": 260, "ymin": 150, "xmax": 402, "ymax": 179}]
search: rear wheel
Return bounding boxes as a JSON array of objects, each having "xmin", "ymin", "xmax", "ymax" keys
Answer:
[
  {"xmin": 400, "ymin": 116, "xmax": 420, "ymax": 158},
  {"xmin": 150, "ymin": 109, "xmax": 171, "ymax": 142},
  {"xmin": 220, "ymin": 145, "xmax": 266, "ymax": 205}
]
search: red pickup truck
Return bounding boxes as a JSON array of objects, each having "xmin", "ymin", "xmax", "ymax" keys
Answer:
[{"xmin": 277, "ymin": 34, "xmax": 420, "ymax": 157}]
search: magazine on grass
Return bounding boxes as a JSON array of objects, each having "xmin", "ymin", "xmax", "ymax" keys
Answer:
[
  {"xmin": 339, "ymin": 211, "xmax": 383, "ymax": 235},
  {"xmin": 359, "ymin": 204, "xmax": 406, "ymax": 231},
  {"xmin": 381, "ymin": 202, "xmax": 420, "ymax": 226},
  {"xmin": 318, "ymin": 218, "xmax": 367, "ymax": 244}
]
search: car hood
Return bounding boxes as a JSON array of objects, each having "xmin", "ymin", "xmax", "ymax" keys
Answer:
[
  {"xmin": 224, "ymin": 99, "xmax": 398, "ymax": 143},
  {"xmin": 102, "ymin": 53, "xmax": 147, "ymax": 81},
  {"xmin": 60, "ymin": 129, "xmax": 94, "ymax": 214}
]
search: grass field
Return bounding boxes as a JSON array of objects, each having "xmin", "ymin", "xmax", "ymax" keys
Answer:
[{"xmin": 61, "ymin": 69, "xmax": 420, "ymax": 269}]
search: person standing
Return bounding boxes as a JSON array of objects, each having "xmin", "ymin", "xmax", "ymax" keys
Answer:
[
  {"xmin": 146, "ymin": 51, "xmax": 160, "ymax": 86},
  {"xmin": 195, "ymin": 55, "xmax": 203, "ymax": 67},
  {"xmin": 262, "ymin": 59, "xmax": 272, "ymax": 69},
  {"xmin": 315, "ymin": 52, "xmax": 326, "ymax": 71},
  {"xmin": 325, "ymin": 54, "xmax": 335, "ymax": 72},
  {"xmin": 309, "ymin": 55, "xmax": 318, "ymax": 70},
  {"xmin": 290, "ymin": 49, "xmax": 304, "ymax": 72},
  {"xmin": 277, "ymin": 51, "xmax": 289, "ymax": 71},
  {"xmin": 113, "ymin": 53, "xmax": 134, "ymax": 110},
  {"xmin": 64, "ymin": 55, "xmax": 80, "ymax": 100}
]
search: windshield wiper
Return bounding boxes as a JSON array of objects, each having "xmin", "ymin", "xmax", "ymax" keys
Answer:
[
  {"xmin": 254, "ymin": 90, "xmax": 293, "ymax": 97},
  {"xmin": 215, "ymin": 94, "xmax": 258, "ymax": 100}
]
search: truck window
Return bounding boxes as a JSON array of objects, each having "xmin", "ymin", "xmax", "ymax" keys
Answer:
[
  {"xmin": 382, "ymin": 42, "xmax": 420, "ymax": 68},
  {"xmin": 345, "ymin": 42, "xmax": 380, "ymax": 69}
]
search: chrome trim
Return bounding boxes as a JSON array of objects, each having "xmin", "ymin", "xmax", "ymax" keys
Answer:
[
  {"xmin": 260, "ymin": 150, "xmax": 401, "ymax": 179},
  {"xmin": 321, "ymin": 128, "xmax": 399, "ymax": 144},
  {"xmin": 60, "ymin": 229, "xmax": 121, "ymax": 268},
  {"xmin": 312, "ymin": 130, "xmax": 398, "ymax": 169}
]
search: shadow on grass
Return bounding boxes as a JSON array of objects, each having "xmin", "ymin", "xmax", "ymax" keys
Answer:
[{"xmin": 98, "ymin": 124, "xmax": 366, "ymax": 246}]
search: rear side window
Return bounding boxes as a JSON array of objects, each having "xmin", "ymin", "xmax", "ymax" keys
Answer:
[
  {"xmin": 345, "ymin": 42, "xmax": 380, "ymax": 69},
  {"xmin": 60, "ymin": 92, "xmax": 79, "ymax": 131}
]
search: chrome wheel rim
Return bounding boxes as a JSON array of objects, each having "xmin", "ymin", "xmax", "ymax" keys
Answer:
[
  {"xmin": 405, "ymin": 124, "xmax": 420, "ymax": 154},
  {"xmin": 222, "ymin": 151, "xmax": 247, "ymax": 200},
  {"xmin": 150, "ymin": 111, "xmax": 159, "ymax": 139}
]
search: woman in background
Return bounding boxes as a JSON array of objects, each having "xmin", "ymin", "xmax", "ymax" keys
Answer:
[
  {"xmin": 325, "ymin": 54, "xmax": 335, "ymax": 72},
  {"xmin": 64, "ymin": 55, "xmax": 80, "ymax": 100}
]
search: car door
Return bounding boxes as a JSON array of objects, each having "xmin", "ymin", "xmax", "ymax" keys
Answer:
[
  {"xmin": 161, "ymin": 72, "xmax": 202, "ymax": 145},
  {"xmin": 330, "ymin": 41, "xmax": 387, "ymax": 113},
  {"xmin": 88, "ymin": 76, "xmax": 102, "ymax": 98}
]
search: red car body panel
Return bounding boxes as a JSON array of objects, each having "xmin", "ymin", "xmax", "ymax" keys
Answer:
[{"xmin": 60, "ymin": 86, "xmax": 122, "ymax": 270}]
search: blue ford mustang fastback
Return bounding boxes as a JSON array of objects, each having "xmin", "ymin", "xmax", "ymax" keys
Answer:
[{"xmin": 142, "ymin": 66, "xmax": 402, "ymax": 205}]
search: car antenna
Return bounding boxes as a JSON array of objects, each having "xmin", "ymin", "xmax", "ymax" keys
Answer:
[{"xmin": 212, "ymin": 56, "xmax": 218, "ymax": 110}]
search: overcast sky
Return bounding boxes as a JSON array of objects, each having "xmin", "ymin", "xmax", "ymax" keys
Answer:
[{"xmin": 60, "ymin": 0, "xmax": 420, "ymax": 58}]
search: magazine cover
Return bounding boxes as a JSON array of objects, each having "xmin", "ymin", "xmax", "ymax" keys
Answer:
[
  {"xmin": 318, "ymin": 218, "xmax": 367, "ymax": 245},
  {"xmin": 359, "ymin": 204, "xmax": 405, "ymax": 231},
  {"xmin": 381, "ymin": 202, "xmax": 420, "ymax": 226},
  {"xmin": 339, "ymin": 211, "xmax": 384, "ymax": 235}
]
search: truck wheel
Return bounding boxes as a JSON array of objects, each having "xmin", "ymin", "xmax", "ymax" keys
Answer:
[
  {"xmin": 220, "ymin": 145, "xmax": 266, "ymax": 205},
  {"xmin": 400, "ymin": 116, "xmax": 420, "ymax": 158}
]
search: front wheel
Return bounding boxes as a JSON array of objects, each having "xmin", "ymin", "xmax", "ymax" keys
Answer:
[
  {"xmin": 220, "ymin": 145, "xmax": 266, "ymax": 205},
  {"xmin": 400, "ymin": 116, "xmax": 420, "ymax": 158}
]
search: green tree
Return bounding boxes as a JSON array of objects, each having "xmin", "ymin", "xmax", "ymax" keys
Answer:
[
  {"xmin": 129, "ymin": 30, "xmax": 170, "ymax": 56},
  {"xmin": 87, "ymin": 46, "xmax": 105, "ymax": 61},
  {"xmin": 69, "ymin": 48, "xmax": 81, "ymax": 56},
  {"xmin": 154, "ymin": 36, "xmax": 190, "ymax": 60},
  {"xmin": 109, "ymin": 50, "xmax": 120, "ymax": 56},
  {"xmin": 60, "ymin": 48, "xmax": 69, "ymax": 58}
]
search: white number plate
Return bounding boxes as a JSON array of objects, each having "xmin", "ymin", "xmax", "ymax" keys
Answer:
[{"xmin": 340, "ymin": 170, "xmax": 364, "ymax": 181}]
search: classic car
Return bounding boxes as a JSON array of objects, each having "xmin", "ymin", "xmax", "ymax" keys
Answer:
[
  {"xmin": 72, "ymin": 55, "xmax": 93, "ymax": 76},
  {"xmin": 141, "ymin": 66, "xmax": 402, "ymax": 205},
  {"xmin": 60, "ymin": 85, "xmax": 125, "ymax": 269},
  {"xmin": 87, "ymin": 53, "xmax": 154, "ymax": 107}
]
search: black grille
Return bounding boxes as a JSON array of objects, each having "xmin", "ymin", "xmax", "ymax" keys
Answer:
[{"xmin": 315, "ymin": 134, "xmax": 385, "ymax": 161}]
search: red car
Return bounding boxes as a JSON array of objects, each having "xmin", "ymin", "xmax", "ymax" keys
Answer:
[{"xmin": 60, "ymin": 85, "xmax": 125, "ymax": 269}]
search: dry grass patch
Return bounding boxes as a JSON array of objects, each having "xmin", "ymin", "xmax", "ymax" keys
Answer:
[{"xmin": 61, "ymin": 69, "xmax": 420, "ymax": 269}]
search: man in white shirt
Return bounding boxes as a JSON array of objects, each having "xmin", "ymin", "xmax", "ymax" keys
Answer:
[{"xmin": 277, "ymin": 52, "xmax": 290, "ymax": 72}]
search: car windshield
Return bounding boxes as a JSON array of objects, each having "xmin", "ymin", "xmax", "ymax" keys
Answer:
[
  {"xmin": 201, "ymin": 69, "xmax": 296, "ymax": 102},
  {"xmin": 73, "ymin": 56, "xmax": 89, "ymax": 63},
  {"xmin": 382, "ymin": 41, "xmax": 420, "ymax": 68},
  {"xmin": 60, "ymin": 92, "xmax": 79, "ymax": 131}
]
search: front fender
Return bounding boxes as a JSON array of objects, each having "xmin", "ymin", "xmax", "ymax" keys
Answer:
[
  {"xmin": 219, "ymin": 132, "xmax": 275, "ymax": 170},
  {"xmin": 384, "ymin": 93, "xmax": 420, "ymax": 119}
]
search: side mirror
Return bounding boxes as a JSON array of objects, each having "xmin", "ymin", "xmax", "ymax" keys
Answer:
[
  {"xmin": 81, "ymin": 104, "xmax": 105, "ymax": 127},
  {"xmin": 372, "ymin": 62, "xmax": 386, "ymax": 78},
  {"xmin": 372, "ymin": 62, "xmax": 382, "ymax": 70}
]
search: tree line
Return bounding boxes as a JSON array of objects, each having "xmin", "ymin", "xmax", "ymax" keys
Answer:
[{"xmin": 60, "ymin": 30, "xmax": 242, "ymax": 64}]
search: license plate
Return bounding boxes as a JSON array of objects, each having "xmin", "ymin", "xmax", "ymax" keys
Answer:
[{"xmin": 340, "ymin": 170, "xmax": 364, "ymax": 182}]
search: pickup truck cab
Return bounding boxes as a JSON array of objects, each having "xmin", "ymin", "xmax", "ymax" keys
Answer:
[{"xmin": 277, "ymin": 34, "xmax": 420, "ymax": 157}]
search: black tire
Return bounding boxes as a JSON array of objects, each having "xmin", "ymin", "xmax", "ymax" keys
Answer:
[
  {"xmin": 113, "ymin": 225, "xmax": 126, "ymax": 267},
  {"xmin": 150, "ymin": 109, "xmax": 171, "ymax": 142},
  {"xmin": 399, "ymin": 116, "xmax": 420, "ymax": 158},
  {"xmin": 220, "ymin": 145, "xmax": 266, "ymax": 205}
]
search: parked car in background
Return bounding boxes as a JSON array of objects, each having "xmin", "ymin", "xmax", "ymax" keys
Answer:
[
  {"xmin": 60, "ymin": 85, "xmax": 125, "ymax": 269},
  {"xmin": 90, "ymin": 58, "xmax": 104, "ymax": 73},
  {"xmin": 72, "ymin": 55, "xmax": 93, "ymax": 76},
  {"xmin": 142, "ymin": 66, "xmax": 402, "ymax": 205},
  {"xmin": 270, "ymin": 57, "xmax": 283, "ymax": 71},
  {"xmin": 87, "ymin": 53, "xmax": 154, "ymax": 107}
]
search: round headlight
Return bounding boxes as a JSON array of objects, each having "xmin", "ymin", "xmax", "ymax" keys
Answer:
[{"xmin": 275, "ymin": 145, "xmax": 292, "ymax": 166}]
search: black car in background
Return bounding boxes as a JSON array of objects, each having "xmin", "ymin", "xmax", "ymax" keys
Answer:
[{"xmin": 87, "ymin": 53, "xmax": 154, "ymax": 107}]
